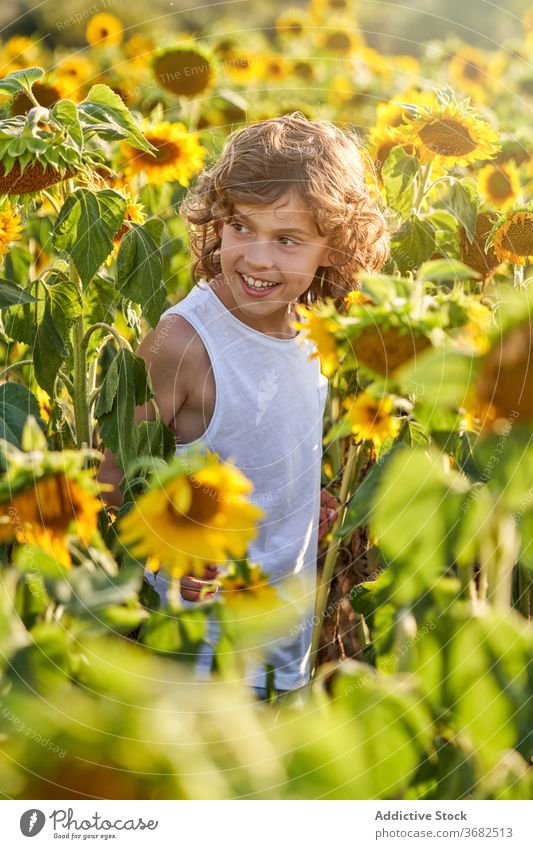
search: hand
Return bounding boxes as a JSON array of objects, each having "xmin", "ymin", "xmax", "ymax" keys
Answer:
[
  {"xmin": 318, "ymin": 489, "xmax": 339, "ymax": 542},
  {"xmin": 180, "ymin": 565, "xmax": 221, "ymax": 602}
]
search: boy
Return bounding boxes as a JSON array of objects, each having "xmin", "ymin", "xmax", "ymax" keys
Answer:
[{"xmin": 98, "ymin": 113, "xmax": 389, "ymax": 696}]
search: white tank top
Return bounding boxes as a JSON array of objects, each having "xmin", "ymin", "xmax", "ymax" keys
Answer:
[{"xmin": 144, "ymin": 280, "xmax": 328, "ymax": 690}]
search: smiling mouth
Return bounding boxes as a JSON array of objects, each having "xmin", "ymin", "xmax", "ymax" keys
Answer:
[{"xmin": 239, "ymin": 272, "xmax": 280, "ymax": 289}]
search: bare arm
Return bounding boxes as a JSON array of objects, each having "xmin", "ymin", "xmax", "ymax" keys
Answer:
[{"xmin": 96, "ymin": 314, "xmax": 196, "ymax": 509}]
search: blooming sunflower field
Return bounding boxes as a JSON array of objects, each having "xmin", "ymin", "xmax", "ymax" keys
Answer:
[{"xmin": 0, "ymin": 0, "xmax": 532, "ymax": 802}]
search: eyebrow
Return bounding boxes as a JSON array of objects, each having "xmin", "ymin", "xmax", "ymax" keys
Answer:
[{"xmin": 230, "ymin": 211, "xmax": 312, "ymax": 236}]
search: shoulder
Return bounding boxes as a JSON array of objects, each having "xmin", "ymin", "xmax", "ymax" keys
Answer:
[{"xmin": 138, "ymin": 311, "xmax": 207, "ymax": 371}]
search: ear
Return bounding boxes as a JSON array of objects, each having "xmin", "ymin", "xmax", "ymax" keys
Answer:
[{"xmin": 319, "ymin": 247, "xmax": 336, "ymax": 268}]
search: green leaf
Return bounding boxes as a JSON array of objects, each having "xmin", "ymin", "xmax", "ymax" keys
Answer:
[
  {"xmin": 80, "ymin": 85, "xmax": 155, "ymax": 153},
  {"xmin": 339, "ymin": 457, "xmax": 390, "ymax": 537},
  {"xmin": 398, "ymin": 346, "xmax": 476, "ymax": 433},
  {"xmin": 0, "ymin": 278, "xmax": 39, "ymax": 308},
  {"xmin": 381, "ymin": 146, "xmax": 418, "ymax": 218},
  {"xmin": 94, "ymin": 348, "xmax": 153, "ymax": 470},
  {"xmin": 448, "ymin": 178, "xmax": 479, "ymax": 243},
  {"xmin": 425, "ymin": 210, "xmax": 460, "ymax": 261},
  {"xmin": 116, "ymin": 219, "xmax": 166, "ymax": 327},
  {"xmin": 0, "ymin": 383, "xmax": 43, "ymax": 447},
  {"xmin": 3, "ymin": 281, "xmax": 42, "ymax": 346},
  {"xmin": 391, "ymin": 214, "xmax": 436, "ymax": 275},
  {"xmin": 50, "ymin": 99, "xmax": 83, "ymax": 150},
  {"xmin": 413, "ymin": 606, "xmax": 532, "ymax": 769},
  {"xmin": 34, "ymin": 277, "xmax": 82, "ymax": 394},
  {"xmin": 138, "ymin": 418, "xmax": 176, "ymax": 460},
  {"xmin": 0, "ymin": 67, "xmax": 44, "ymax": 97},
  {"xmin": 3, "ymin": 244, "xmax": 32, "ymax": 286},
  {"xmin": 371, "ymin": 448, "xmax": 469, "ymax": 605},
  {"xmin": 418, "ymin": 258, "xmax": 481, "ymax": 282},
  {"xmin": 140, "ymin": 607, "xmax": 209, "ymax": 658},
  {"xmin": 52, "ymin": 189, "xmax": 127, "ymax": 287}
]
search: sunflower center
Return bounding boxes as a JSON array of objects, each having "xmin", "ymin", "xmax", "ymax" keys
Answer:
[
  {"xmin": 169, "ymin": 478, "xmax": 221, "ymax": 525},
  {"xmin": 35, "ymin": 475, "xmax": 78, "ymax": 531},
  {"xmin": 99, "ymin": 28, "xmax": 109, "ymax": 38},
  {"xmin": 486, "ymin": 169, "xmax": 513, "ymax": 200},
  {"xmin": 329, "ymin": 0, "xmax": 348, "ymax": 9},
  {"xmin": 289, "ymin": 22, "xmax": 303, "ymax": 34},
  {"xmin": 324, "ymin": 32, "xmax": 352, "ymax": 52},
  {"xmin": 501, "ymin": 219, "xmax": 533, "ymax": 255},
  {"xmin": 463, "ymin": 62, "xmax": 483, "ymax": 81},
  {"xmin": 140, "ymin": 138, "xmax": 182, "ymax": 166},
  {"xmin": 419, "ymin": 119, "xmax": 477, "ymax": 156}
]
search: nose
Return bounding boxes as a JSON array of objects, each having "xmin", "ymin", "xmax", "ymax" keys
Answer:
[{"xmin": 245, "ymin": 238, "xmax": 274, "ymax": 270}]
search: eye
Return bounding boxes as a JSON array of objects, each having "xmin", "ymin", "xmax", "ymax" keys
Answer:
[
  {"xmin": 279, "ymin": 236, "xmax": 299, "ymax": 247},
  {"xmin": 229, "ymin": 220, "xmax": 249, "ymax": 234}
]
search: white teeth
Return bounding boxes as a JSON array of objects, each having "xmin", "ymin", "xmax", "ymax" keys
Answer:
[{"xmin": 242, "ymin": 274, "xmax": 278, "ymax": 289}]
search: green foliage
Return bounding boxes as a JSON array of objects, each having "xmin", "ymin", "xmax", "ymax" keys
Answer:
[
  {"xmin": 381, "ymin": 145, "xmax": 418, "ymax": 217},
  {"xmin": 391, "ymin": 214, "xmax": 436, "ymax": 274},
  {"xmin": 448, "ymin": 178, "xmax": 479, "ymax": 243},
  {"xmin": 0, "ymin": 383, "xmax": 44, "ymax": 447},
  {"xmin": 52, "ymin": 189, "xmax": 127, "ymax": 287},
  {"xmin": 116, "ymin": 219, "xmax": 167, "ymax": 327},
  {"xmin": 94, "ymin": 348, "xmax": 153, "ymax": 470}
]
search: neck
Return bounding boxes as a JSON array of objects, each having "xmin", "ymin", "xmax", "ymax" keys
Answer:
[{"xmin": 209, "ymin": 275, "xmax": 298, "ymax": 339}]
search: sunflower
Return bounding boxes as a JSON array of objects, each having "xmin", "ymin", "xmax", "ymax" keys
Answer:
[
  {"xmin": 476, "ymin": 322, "xmax": 533, "ymax": 425},
  {"xmin": 293, "ymin": 306, "xmax": 341, "ymax": 377},
  {"xmin": 120, "ymin": 121, "xmax": 206, "ymax": 187},
  {"xmin": 448, "ymin": 47, "xmax": 490, "ymax": 101},
  {"xmin": 344, "ymin": 289, "xmax": 373, "ymax": 308},
  {"xmin": 375, "ymin": 89, "xmax": 437, "ymax": 130},
  {"xmin": 275, "ymin": 9, "xmax": 309, "ymax": 37},
  {"xmin": 219, "ymin": 561, "xmax": 277, "ymax": 613},
  {"xmin": 118, "ymin": 455, "xmax": 265, "ymax": 577},
  {"xmin": 0, "ymin": 473, "xmax": 101, "ymax": 566},
  {"xmin": 0, "ymin": 203, "xmax": 22, "ymax": 257},
  {"xmin": 123, "ymin": 33, "xmax": 155, "ymax": 60},
  {"xmin": 0, "ymin": 162, "xmax": 75, "ymax": 196},
  {"xmin": 351, "ymin": 324, "xmax": 430, "ymax": 375},
  {"xmin": 152, "ymin": 44, "xmax": 214, "ymax": 98},
  {"xmin": 491, "ymin": 210, "xmax": 533, "ymax": 266},
  {"xmin": 343, "ymin": 392, "xmax": 401, "ymax": 448},
  {"xmin": 366, "ymin": 126, "xmax": 417, "ymax": 183},
  {"xmin": 399, "ymin": 100, "xmax": 500, "ymax": 168},
  {"xmin": 311, "ymin": 0, "xmax": 354, "ymax": 19},
  {"xmin": 223, "ymin": 50, "xmax": 261, "ymax": 83},
  {"xmin": 478, "ymin": 162, "xmax": 520, "ymax": 210},
  {"xmin": 318, "ymin": 28, "xmax": 361, "ymax": 55},
  {"xmin": 291, "ymin": 59, "xmax": 315, "ymax": 81},
  {"xmin": 256, "ymin": 54, "xmax": 290, "ymax": 82},
  {"xmin": 86, "ymin": 13, "xmax": 124, "ymax": 48},
  {"xmin": 11, "ymin": 79, "xmax": 68, "ymax": 114},
  {"xmin": 460, "ymin": 211, "xmax": 501, "ymax": 279},
  {"xmin": 54, "ymin": 56, "xmax": 95, "ymax": 100}
]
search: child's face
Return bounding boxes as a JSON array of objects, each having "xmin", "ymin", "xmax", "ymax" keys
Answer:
[{"xmin": 217, "ymin": 188, "xmax": 332, "ymax": 327}]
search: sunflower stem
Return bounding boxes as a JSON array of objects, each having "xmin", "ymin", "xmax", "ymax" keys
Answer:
[
  {"xmin": 81, "ymin": 322, "xmax": 131, "ymax": 353},
  {"xmin": 0, "ymin": 359, "xmax": 33, "ymax": 379},
  {"xmin": 513, "ymin": 264, "xmax": 525, "ymax": 288},
  {"xmin": 413, "ymin": 164, "xmax": 433, "ymax": 215},
  {"xmin": 69, "ymin": 259, "xmax": 91, "ymax": 450},
  {"xmin": 486, "ymin": 513, "xmax": 520, "ymax": 608},
  {"xmin": 310, "ymin": 440, "xmax": 363, "ymax": 678},
  {"xmin": 517, "ymin": 563, "xmax": 532, "ymax": 619}
]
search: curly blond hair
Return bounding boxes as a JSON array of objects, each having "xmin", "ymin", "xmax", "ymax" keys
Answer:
[{"xmin": 181, "ymin": 113, "xmax": 391, "ymax": 305}]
